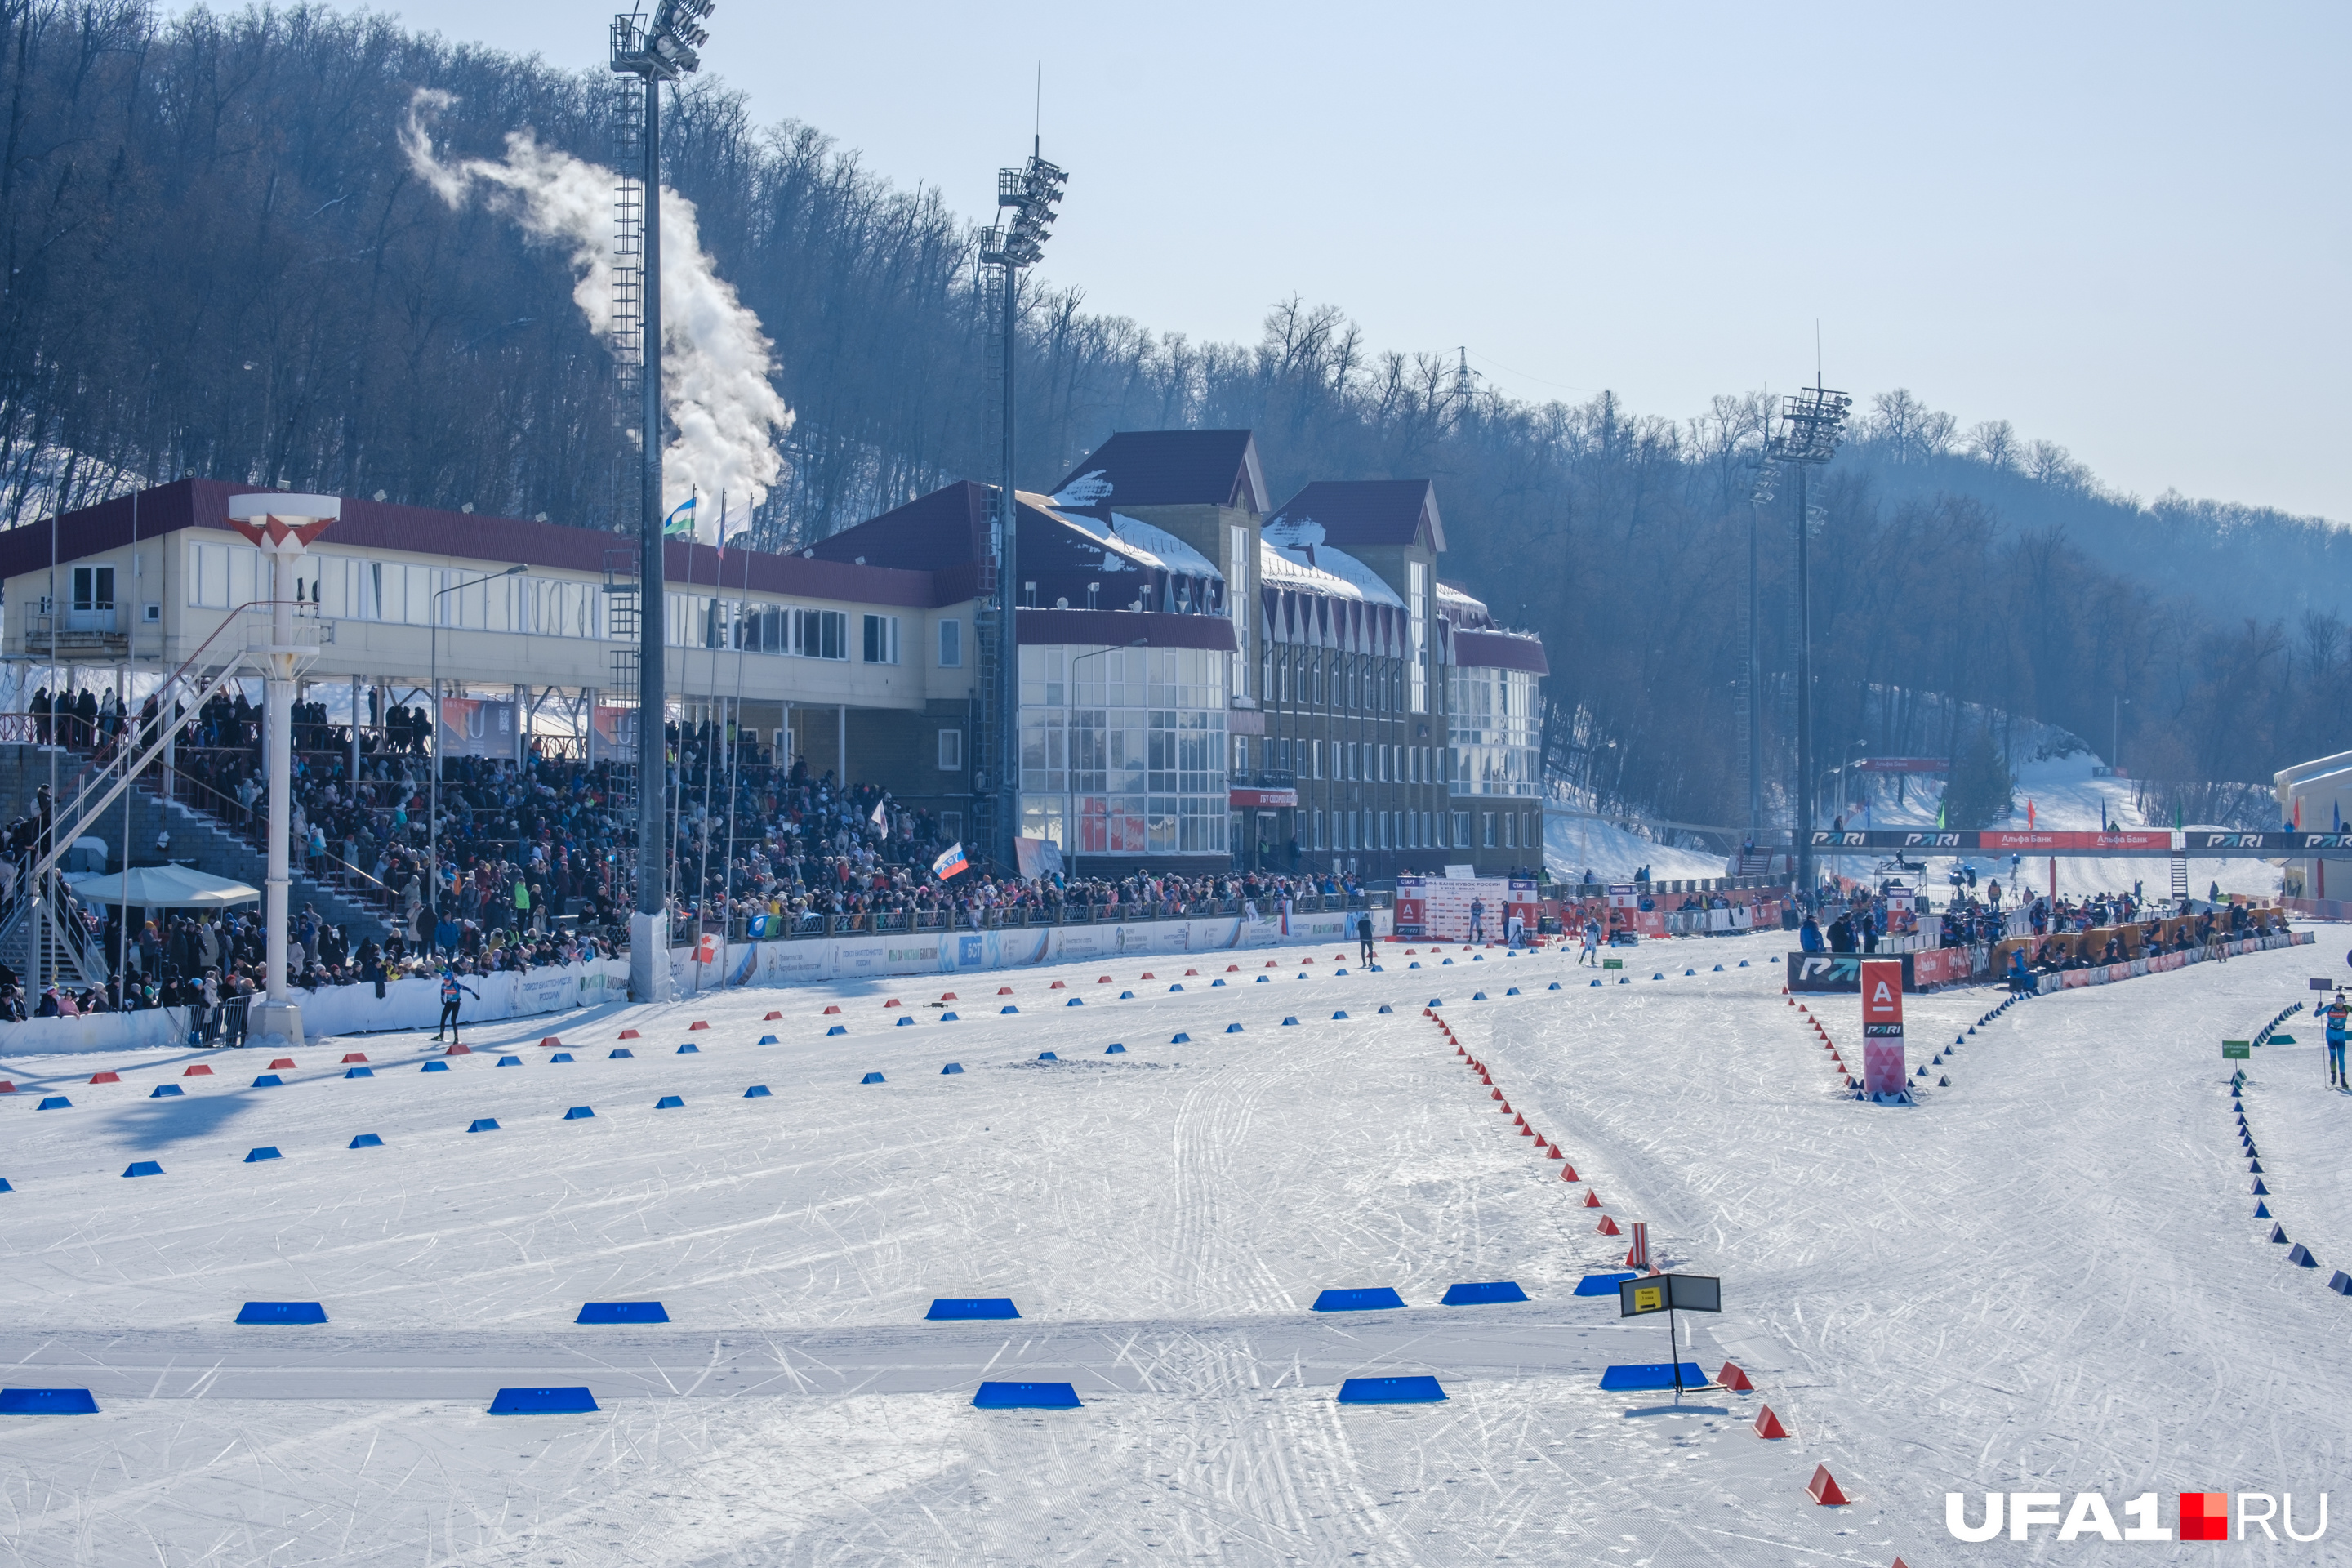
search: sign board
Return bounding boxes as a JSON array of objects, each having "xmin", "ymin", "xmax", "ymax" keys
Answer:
[
  {"xmin": 437, "ymin": 697, "xmax": 517, "ymax": 759},
  {"xmin": 1401, "ymin": 875, "xmax": 1510, "ymax": 942},
  {"xmin": 1603, "ymin": 957, "xmax": 1624, "ymax": 970},
  {"xmin": 2312, "ymin": 978, "xmax": 2333, "ymax": 990},
  {"xmin": 1860, "ymin": 957, "xmax": 1906, "ymax": 1097},
  {"xmin": 1852, "ymin": 757, "xmax": 1949, "ymax": 774},
  {"xmin": 2221, "ymin": 1043, "xmax": 2251, "ymax": 1059},
  {"xmin": 1228, "ymin": 787, "xmax": 1296, "ymax": 808},
  {"xmin": 1618, "ymin": 1273, "xmax": 1722, "ymax": 1316}
]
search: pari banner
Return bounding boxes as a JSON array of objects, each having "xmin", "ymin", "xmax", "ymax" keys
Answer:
[
  {"xmin": 1395, "ymin": 877, "xmax": 1538, "ymax": 941},
  {"xmin": 1860, "ymin": 957, "xmax": 1907, "ymax": 1097}
]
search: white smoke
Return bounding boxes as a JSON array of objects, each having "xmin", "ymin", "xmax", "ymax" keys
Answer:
[{"xmin": 401, "ymin": 89, "xmax": 791, "ymax": 537}]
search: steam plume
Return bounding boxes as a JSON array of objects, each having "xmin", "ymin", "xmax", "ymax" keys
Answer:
[{"xmin": 401, "ymin": 89, "xmax": 790, "ymax": 537}]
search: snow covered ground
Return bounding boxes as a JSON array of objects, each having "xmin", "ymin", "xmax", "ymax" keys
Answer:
[
  {"xmin": 1544, "ymin": 812, "xmax": 1729, "ymax": 883},
  {"xmin": 1, "ymin": 930, "xmax": 2345, "ymax": 1565}
]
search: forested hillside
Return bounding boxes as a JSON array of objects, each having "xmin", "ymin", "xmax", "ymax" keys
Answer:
[{"xmin": 1, "ymin": 2, "xmax": 2342, "ymax": 830}]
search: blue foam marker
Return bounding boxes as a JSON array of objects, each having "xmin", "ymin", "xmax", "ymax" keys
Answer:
[
  {"xmin": 1652, "ymin": 973, "xmax": 1664, "ymax": 981},
  {"xmin": 243, "ymin": 1147, "xmax": 282, "ymax": 1163},
  {"xmin": 1441, "ymin": 1281, "xmax": 1528, "ymax": 1305},
  {"xmin": 467, "ymin": 1118, "xmax": 499, "ymax": 1133},
  {"xmin": 897, "ymin": 1015, "xmax": 916, "ymax": 1026},
  {"xmin": 1338, "ymin": 1375, "xmax": 1447, "ymax": 1404},
  {"xmin": 758, "ymin": 1034, "xmax": 779, "ymax": 1045},
  {"xmin": 1370, "ymin": 964, "xmax": 1383, "ymax": 973},
  {"xmin": 1168, "ymin": 984, "xmax": 1183, "ymax": 992},
  {"xmin": 1591, "ymin": 979, "xmax": 1601, "ymax": 987},
  {"xmin": 488, "ymin": 1386, "xmax": 599, "ymax": 1414},
  {"xmin": 2251, "ymin": 1159, "xmax": 2263, "ymax": 1173},
  {"xmin": 235, "ymin": 1301, "xmax": 326, "ymax": 1325},
  {"xmin": 1685, "ymin": 969, "xmax": 1695, "ymax": 977},
  {"xmin": 0, "ymin": 1178, "xmax": 11, "ymax": 1192},
  {"xmin": 0, "ymin": 1388, "xmax": 99, "ymax": 1414},
  {"xmin": 2288, "ymin": 1243, "xmax": 2319, "ymax": 1267},
  {"xmin": 550, "ymin": 1052, "xmax": 575, "ymax": 1062},
  {"xmin": 861, "ymin": 1071, "xmax": 885, "ymax": 1084},
  {"xmin": 122, "ymin": 1160, "xmax": 163, "ymax": 1178},
  {"xmin": 2272, "ymin": 1223, "xmax": 2290, "ymax": 1243},
  {"xmin": 1331, "ymin": 1010, "xmax": 1349, "ymax": 1021},
  {"xmin": 2256, "ymin": 1201, "xmax": 2272, "ymax": 1218},
  {"xmin": 1171, "ymin": 1032, "xmax": 1191, "ymax": 1044},
  {"xmin": 972, "ymin": 1380, "xmax": 1080, "ymax": 1409},
  {"xmin": 941, "ymin": 1062, "xmax": 964, "ymax": 1074},
  {"xmin": 745, "ymin": 1085, "xmax": 771, "ymax": 1097},
  {"xmin": 1226, "ymin": 1023, "xmax": 1244, "ymax": 1034},
  {"xmin": 1120, "ymin": 991, "xmax": 1134, "ymax": 1000},
  {"xmin": 1597, "ymin": 1362, "xmax": 1709, "ymax": 1392},
  {"xmin": 1472, "ymin": 955, "xmax": 1484, "ymax": 962},
  {"xmin": 349, "ymin": 1134, "xmax": 383, "ymax": 1148},
  {"xmin": 1378, "ymin": 1004, "xmax": 1393, "ymax": 1013},
  {"xmin": 1471, "ymin": 991, "xmax": 1487, "ymax": 1002},
  {"xmin": 1939, "ymin": 1075, "xmax": 1950, "ymax": 1086},
  {"xmin": 252, "ymin": 1073, "xmax": 283, "ymax": 1087},
  {"xmin": 150, "ymin": 1084, "xmax": 184, "ymax": 1098},
  {"xmin": 1429, "ymin": 998, "xmax": 1443, "ymax": 1007},
  {"xmin": 1256, "ymin": 974, "xmax": 1271, "ymax": 982},
  {"xmin": 1574, "ymin": 1272, "xmax": 1638, "ymax": 1297},
  {"xmin": 1210, "ymin": 978, "xmax": 1225, "ymax": 987},
  {"xmin": 1619, "ymin": 977, "xmax": 1630, "ymax": 984},
  {"xmin": 564, "ymin": 1106, "xmax": 595, "ymax": 1120},
  {"xmin": 1105, "ymin": 1044, "xmax": 1125, "ymax": 1054},
  {"xmin": 1066, "ymin": 997, "xmax": 1084, "ymax": 1006},
  {"xmin": 926, "ymin": 1297, "xmax": 1020, "ymax": 1320},
  {"xmin": 421, "ymin": 1059, "xmax": 449, "ymax": 1072},
  {"xmin": 610, "ymin": 1048, "xmax": 635, "ymax": 1058},
  {"xmin": 1442, "ymin": 958, "xmax": 1453, "ymax": 965},
  {"xmin": 1283, "ymin": 1017, "xmax": 1299, "ymax": 1026},
  {"xmin": 345, "ymin": 1067, "xmax": 374, "ymax": 1078},
  {"xmin": 679, "ymin": 1042, "xmax": 701, "ymax": 1052},
  {"xmin": 1312, "ymin": 1287, "xmax": 1405, "ymax": 1312},
  {"xmin": 1548, "ymin": 982, "xmax": 1561, "ymax": 990},
  {"xmin": 2329, "ymin": 1270, "xmax": 2352, "ymax": 1296},
  {"xmin": 575, "ymin": 1302, "xmax": 669, "ymax": 1324},
  {"xmin": 1335, "ymin": 968, "xmax": 1349, "ymax": 976},
  {"xmin": 1713, "ymin": 965, "xmax": 1724, "ymax": 973},
  {"xmin": 1740, "ymin": 960, "xmax": 1749, "ymax": 967},
  {"xmin": 942, "ymin": 1012, "xmax": 960, "ymax": 1021},
  {"xmin": 34, "ymin": 1096, "xmax": 69, "ymax": 1110},
  {"xmin": 1409, "ymin": 962, "xmax": 1420, "ymax": 969},
  {"xmin": 497, "ymin": 1056, "xmax": 522, "ymax": 1067},
  {"xmin": 1001, "ymin": 1005, "xmax": 1019, "ymax": 1014},
  {"xmin": 1036, "ymin": 1052, "xmax": 1058, "ymax": 1062},
  {"xmin": 827, "ymin": 1024, "xmax": 848, "ymax": 1035},
  {"xmin": 1506, "ymin": 987, "xmax": 1521, "ymax": 996}
]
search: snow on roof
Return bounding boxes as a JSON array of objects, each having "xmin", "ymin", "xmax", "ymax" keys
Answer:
[
  {"xmin": 1109, "ymin": 511, "xmax": 1222, "ymax": 581},
  {"xmin": 1258, "ymin": 538, "xmax": 1365, "ymax": 601},
  {"xmin": 1304, "ymin": 544, "xmax": 1403, "ymax": 607},
  {"xmin": 1017, "ymin": 491, "xmax": 1167, "ymax": 575},
  {"xmin": 1051, "ymin": 470, "xmax": 1113, "ymax": 509}
]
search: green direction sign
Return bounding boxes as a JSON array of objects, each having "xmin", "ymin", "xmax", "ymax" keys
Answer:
[
  {"xmin": 1602, "ymin": 958, "xmax": 1624, "ymax": 970},
  {"xmin": 2222, "ymin": 1042, "xmax": 2251, "ymax": 1059}
]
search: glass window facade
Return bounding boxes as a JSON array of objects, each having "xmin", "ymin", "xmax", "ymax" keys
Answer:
[
  {"xmin": 1447, "ymin": 665, "xmax": 1541, "ymax": 797},
  {"xmin": 1019, "ymin": 644, "xmax": 1227, "ymax": 856}
]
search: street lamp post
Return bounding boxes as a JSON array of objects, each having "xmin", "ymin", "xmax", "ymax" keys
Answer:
[
  {"xmin": 1761, "ymin": 385, "xmax": 1851, "ymax": 904},
  {"xmin": 427, "ymin": 564, "xmax": 526, "ymax": 953},
  {"xmin": 225, "ymin": 493, "xmax": 340, "ymax": 1053},
  {"xmin": 1064, "ymin": 638, "xmax": 1145, "ymax": 884}
]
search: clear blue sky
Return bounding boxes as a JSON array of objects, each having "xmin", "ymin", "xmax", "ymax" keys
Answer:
[{"xmin": 354, "ymin": 0, "xmax": 2348, "ymax": 519}]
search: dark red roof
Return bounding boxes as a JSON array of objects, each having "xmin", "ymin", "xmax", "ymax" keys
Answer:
[
  {"xmin": 0, "ymin": 479, "xmax": 956, "ymax": 608},
  {"xmin": 1454, "ymin": 629, "xmax": 1548, "ymax": 675},
  {"xmin": 1051, "ymin": 430, "xmax": 1268, "ymax": 514},
  {"xmin": 1016, "ymin": 608, "xmax": 1237, "ymax": 652},
  {"xmin": 1267, "ymin": 479, "xmax": 1446, "ymax": 553},
  {"xmin": 805, "ymin": 481, "xmax": 992, "ymax": 569}
]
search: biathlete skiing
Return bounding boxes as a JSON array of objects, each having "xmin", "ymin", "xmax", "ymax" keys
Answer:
[{"xmin": 434, "ymin": 965, "xmax": 482, "ymax": 1045}]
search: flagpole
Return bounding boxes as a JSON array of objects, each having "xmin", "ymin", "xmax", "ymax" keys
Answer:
[{"xmin": 722, "ymin": 493, "xmax": 751, "ymax": 978}]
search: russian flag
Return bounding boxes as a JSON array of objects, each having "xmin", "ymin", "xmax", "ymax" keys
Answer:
[{"xmin": 932, "ymin": 843, "xmax": 969, "ymax": 880}]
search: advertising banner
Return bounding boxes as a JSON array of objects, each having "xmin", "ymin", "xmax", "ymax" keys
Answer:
[
  {"xmin": 1860, "ymin": 957, "xmax": 1906, "ymax": 1096},
  {"xmin": 1395, "ymin": 876, "xmax": 1428, "ymax": 937},
  {"xmin": 1411, "ymin": 877, "xmax": 1509, "ymax": 942},
  {"xmin": 437, "ymin": 697, "xmax": 518, "ymax": 759}
]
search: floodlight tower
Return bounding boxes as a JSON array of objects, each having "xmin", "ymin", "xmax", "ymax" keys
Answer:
[
  {"xmin": 1766, "ymin": 383, "xmax": 1852, "ymax": 905},
  {"xmin": 978, "ymin": 145, "xmax": 1067, "ymax": 873},
  {"xmin": 611, "ymin": 0, "xmax": 711, "ymax": 1000}
]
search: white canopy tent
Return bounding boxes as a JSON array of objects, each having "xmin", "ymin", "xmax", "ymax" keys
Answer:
[{"xmin": 65, "ymin": 864, "xmax": 261, "ymax": 909}]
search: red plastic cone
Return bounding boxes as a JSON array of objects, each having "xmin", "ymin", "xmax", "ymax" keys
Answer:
[
  {"xmin": 1560, "ymin": 1162, "xmax": 1579, "ymax": 1178},
  {"xmin": 1583, "ymin": 1189, "xmax": 1601, "ymax": 1206},
  {"xmin": 1753, "ymin": 1405, "xmax": 1788, "ymax": 1438},
  {"xmin": 618, "ymin": 1028, "xmax": 641, "ymax": 1039},
  {"xmin": 269, "ymin": 1058, "xmax": 296, "ymax": 1069},
  {"xmin": 89, "ymin": 1071, "xmax": 120, "ymax": 1084},
  {"xmin": 1547, "ymin": 1146, "xmax": 1564, "ymax": 1160},
  {"xmin": 1717, "ymin": 1362, "xmax": 1753, "ymax": 1392},
  {"xmin": 1807, "ymin": 1465, "xmax": 1849, "ymax": 1505},
  {"xmin": 764, "ymin": 1011, "xmax": 784, "ymax": 1020},
  {"xmin": 822, "ymin": 1006, "xmax": 840, "ymax": 1016},
  {"xmin": 341, "ymin": 1052, "xmax": 368, "ymax": 1063},
  {"xmin": 541, "ymin": 1036, "xmax": 563, "ymax": 1048},
  {"xmin": 1597, "ymin": 1215, "xmax": 1620, "ymax": 1235},
  {"xmin": 688, "ymin": 1019, "xmax": 710, "ymax": 1030},
  {"xmin": 445, "ymin": 1044, "xmax": 470, "ymax": 1056}
]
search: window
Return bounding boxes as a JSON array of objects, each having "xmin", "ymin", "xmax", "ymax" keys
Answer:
[
  {"xmin": 1454, "ymin": 811, "xmax": 1471, "ymax": 846},
  {"xmin": 1234, "ymin": 736, "xmax": 1249, "ymax": 773},
  {"xmin": 938, "ymin": 617, "xmax": 963, "ymax": 667},
  {"xmin": 1504, "ymin": 813, "xmax": 1517, "ymax": 848},
  {"xmin": 941, "ymin": 811, "xmax": 963, "ymax": 844},
  {"xmin": 1228, "ymin": 526, "xmax": 1250, "ymax": 697},
  {"xmin": 938, "ymin": 728, "xmax": 964, "ymax": 770},
  {"xmin": 1312, "ymin": 740, "xmax": 1324, "ymax": 780},
  {"xmin": 73, "ymin": 565, "xmax": 115, "ymax": 612},
  {"xmin": 142, "ymin": 603, "xmax": 161, "ymax": 624},
  {"xmin": 1409, "ymin": 561, "xmax": 1428, "ymax": 714},
  {"xmin": 862, "ymin": 613, "xmax": 900, "ymax": 664},
  {"xmin": 186, "ymin": 541, "xmax": 229, "ymax": 608},
  {"xmin": 1483, "ymin": 812, "xmax": 1498, "ymax": 848},
  {"xmin": 793, "ymin": 608, "xmax": 846, "ymax": 660}
]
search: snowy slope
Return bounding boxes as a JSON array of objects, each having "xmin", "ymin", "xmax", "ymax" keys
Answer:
[
  {"xmin": 0, "ymin": 931, "xmax": 2343, "ymax": 1564},
  {"xmin": 1544, "ymin": 810, "xmax": 1729, "ymax": 882}
]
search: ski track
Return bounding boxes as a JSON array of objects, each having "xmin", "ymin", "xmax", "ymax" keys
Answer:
[{"xmin": 0, "ymin": 929, "xmax": 2341, "ymax": 1565}]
